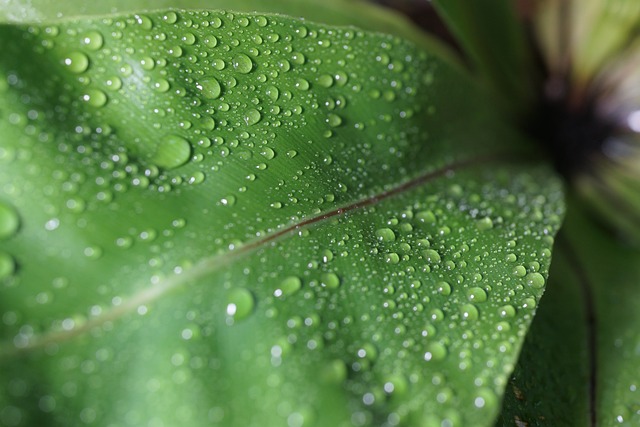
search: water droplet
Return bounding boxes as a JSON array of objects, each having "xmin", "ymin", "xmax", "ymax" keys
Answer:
[
  {"xmin": 0, "ymin": 252, "xmax": 16, "ymax": 279},
  {"xmin": 476, "ymin": 217, "xmax": 493, "ymax": 231},
  {"xmin": 196, "ymin": 78, "xmax": 221, "ymax": 99},
  {"xmin": 321, "ymin": 359, "xmax": 347, "ymax": 384},
  {"xmin": 81, "ymin": 89, "xmax": 107, "ymax": 107},
  {"xmin": 295, "ymin": 78, "xmax": 310, "ymax": 91},
  {"xmin": 291, "ymin": 52, "xmax": 306, "ymax": 65},
  {"xmin": 436, "ymin": 281, "xmax": 451, "ymax": 296},
  {"xmin": 226, "ymin": 288, "xmax": 255, "ymax": 322},
  {"xmin": 0, "ymin": 202, "xmax": 19, "ymax": 239},
  {"xmin": 466, "ymin": 287, "xmax": 487, "ymax": 303},
  {"xmin": 152, "ymin": 135, "xmax": 192, "ymax": 170},
  {"xmin": 525, "ymin": 272, "xmax": 545, "ymax": 289},
  {"xmin": 460, "ymin": 304, "xmax": 479, "ymax": 321},
  {"xmin": 416, "ymin": 210, "xmax": 436, "ymax": 223},
  {"xmin": 423, "ymin": 249, "xmax": 441, "ymax": 263},
  {"xmin": 162, "ymin": 11, "xmax": 178, "ymax": 24},
  {"xmin": 81, "ymin": 31, "xmax": 103, "ymax": 51},
  {"xmin": 375, "ymin": 227, "xmax": 396, "ymax": 242},
  {"xmin": 326, "ymin": 114, "xmax": 342, "ymax": 127},
  {"xmin": 276, "ymin": 276, "xmax": 302, "ymax": 297},
  {"xmin": 424, "ymin": 342, "xmax": 447, "ymax": 361},
  {"xmin": 498, "ymin": 305, "xmax": 516, "ymax": 318},
  {"xmin": 244, "ymin": 109, "xmax": 261, "ymax": 126},
  {"xmin": 63, "ymin": 51, "xmax": 89, "ymax": 73},
  {"xmin": 321, "ymin": 272, "xmax": 340, "ymax": 289},
  {"xmin": 232, "ymin": 53, "xmax": 253, "ymax": 74},
  {"xmin": 317, "ymin": 74, "xmax": 333, "ymax": 88}
]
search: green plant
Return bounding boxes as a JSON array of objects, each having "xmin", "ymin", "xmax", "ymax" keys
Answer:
[{"xmin": 0, "ymin": 1, "xmax": 638, "ymax": 426}]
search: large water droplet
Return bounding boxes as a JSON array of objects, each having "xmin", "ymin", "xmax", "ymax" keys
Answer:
[{"xmin": 81, "ymin": 31, "xmax": 104, "ymax": 51}]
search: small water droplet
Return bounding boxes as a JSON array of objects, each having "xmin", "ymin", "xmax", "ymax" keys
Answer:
[
  {"xmin": 424, "ymin": 342, "xmax": 447, "ymax": 361},
  {"xmin": 525, "ymin": 272, "xmax": 545, "ymax": 289},
  {"xmin": 0, "ymin": 202, "xmax": 20, "ymax": 239},
  {"xmin": 466, "ymin": 287, "xmax": 487, "ymax": 303},
  {"xmin": 196, "ymin": 78, "xmax": 221, "ymax": 99},
  {"xmin": 232, "ymin": 53, "xmax": 253, "ymax": 74},
  {"xmin": 321, "ymin": 272, "xmax": 340, "ymax": 289},
  {"xmin": 244, "ymin": 109, "xmax": 261, "ymax": 126},
  {"xmin": 152, "ymin": 135, "xmax": 192, "ymax": 170},
  {"xmin": 63, "ymin": 51, "xmax": 89, "ymax": 73},
  {"xmin": 81, "ymin": 89, "xmax": 107, "ymax": 107},
  {"xmin": 326, "ymin": 114, "xmax": 342, "ymax": 127},
  {"xmin": 375, "ymin": 227, "xmax": 396, "ymax": 242},
  {"xmin": 226, "ymin": 288, "xmax": 255, "ymax": 322},
  {"xmin": 436, "ymin": 281, "xmax": 451, "ymax": 296},
  {"xmin": 81, "ymin": 31, "xmax": 103, "ymax": 51},
  {"xmin": 476, "ymin": 217, "xmax": 493, "ymax": 231},
  {"xmin": 423, "ymin": 249, "xmax": 441, "ymax": 263},
  {"xmin": 0, "ymin": 252, "xmax": 16, "ymax": 280},
  {"xmin": 460, "ymin": 304, "xmax": 479, "ymax": 320},
  {"xmin": 276, "ymin": 276, "xmax": 302, "ymax": 297}
]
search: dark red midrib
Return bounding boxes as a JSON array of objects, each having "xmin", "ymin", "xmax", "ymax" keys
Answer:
[{"xmin": 239, "ymin": 154, "xmax": 506, "ymax": 254}]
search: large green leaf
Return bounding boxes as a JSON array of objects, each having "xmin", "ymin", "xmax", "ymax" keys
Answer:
[
  {"xmin": 0, "ymin": 9, "xmax": 564, "ymax": 427},
  {"xmin": 497, "ymin": 201, "xmax": 640, "ymax": 426}
]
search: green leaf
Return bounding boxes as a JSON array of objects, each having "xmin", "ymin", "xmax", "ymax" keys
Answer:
[
  {"xmin": 497, "ymin": 200, "xmax": 640, "ymax": 426},
  {"xmin": 430, "ymin": 0, "xmax": 536, "ymax": 115},
  {"xmin": 0, "ymin": 9, "xmax": 564, "ymax": 427},
  {"xmin": 0, "ymin": 0, "xmax": 459, "ymax": 68}
]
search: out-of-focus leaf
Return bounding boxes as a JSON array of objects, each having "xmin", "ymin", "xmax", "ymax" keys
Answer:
[
  {"xmin": 0, "ymin": 9, "xmax": 563, "ymax": 427},
  {"xmin": 497, "ymin": 201, "xmax": 640, "ymax": 426},
  {"xmin": 430, "ymin": 0, "xmax": 536, "ymax": 115}
]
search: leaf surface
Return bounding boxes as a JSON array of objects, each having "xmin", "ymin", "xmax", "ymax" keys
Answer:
[{"xmin": 0, "ymin": 9, "xmax": 564, "ymax": 427}]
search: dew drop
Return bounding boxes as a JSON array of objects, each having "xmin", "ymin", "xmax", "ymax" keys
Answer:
[
  {"xmin": 466, "ymin": 287, "xmax": 487, "ymax": 303},
  {"xmin": 326, "ymin": 114, "xmax": 342, "ymax": 127},
  {"xmin": 0, "ymin": 252, "xmax": 16, "ymax": 280},
  {"xmin": 436, "ymin": 281, "xmax": 451, "ymax": 296},
  {"xmin": 0, "ymin": 202, "xmax": 20, "ymax": 239},
  {"xmin": 276, "ymin": 276, "xmax": 302, "ymax": 297},
  {"xmin": 317, "ymin": 74, "xmax": 333, "ymax": 88},
  {"xmin": 498, "ymin": 305, "xmax": 516, "ymax": 318},
  {"xmin": 244, "ymin": 109, "xmax": 261, "ymax": 126},
  {"xmin": 63, "ymin": 51, "xmax": 89, "ymax": 73},
  {"xmin": 525, "ymin": 272, "xmax": 545, "ymax": 289},
  {"xmin": 232, "ymin": 53, "xmax": 253, "ymax": 74},
  {"xmin": 423, "ymin": 249, "xmax": 441, "ymax": 263},
  {"xmin": 320, "ymin": 272, "xmax": 340, "ymax": 289},
  {"xmin": 375, "ymin": 227, "xmax": 396, "ymax": 242},
  {"xmin": 80, "ymin": 31, "xmax": 103, "ymax": 51},
  {"xmin": 196, "ymin": 78, "xmax": 221, "ymax": 99},
  {"xmin": 152, "ymin": 135, "xmax": 192, "ymax": 170},
  {"xmin": 265, "ymin": 85, "xmax": 279, "ymax": 101},
  {"xmin": 81, "ymin": 89, "xmax": 107, "ymax": 107},
  {"xmin": 226, "ymin": 288, "xmax": 255, "ymax": 322},
  {"xmin": 424, "ymin": 342, "xmax": 447, "ymax": 361},
  {"xmin": 476, "ymin": 217, "xmax": 493, "ymax": 231},
  {"xmin": 460, "ymin": 304, "xmax": 479, "ymax": 321}
]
